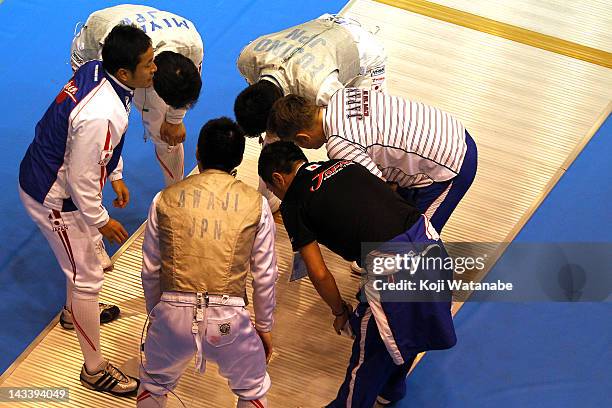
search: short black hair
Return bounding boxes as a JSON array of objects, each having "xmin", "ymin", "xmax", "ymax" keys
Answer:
[
  {"xmin": 198, "ymin": 117, "xmax": 245, "ymax": 172},
  {"xmin": 234, "ymin": 80, "xmax": 283, "ymax": 137},
  {"xmin": 258, "ymin": 141, "xmax": 308, "ymax": 184},
  {"xmin": 102, "ymin": 24, "xmax": 152, "ymax": 75},
  {"xmin": 153, "ymin": 51, "xmax": 202, "ymax": 109}
]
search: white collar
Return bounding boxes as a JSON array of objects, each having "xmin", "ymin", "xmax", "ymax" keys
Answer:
[{"xmin": 106, "ymin": 72, "xmax": 134, "ymax": 93}]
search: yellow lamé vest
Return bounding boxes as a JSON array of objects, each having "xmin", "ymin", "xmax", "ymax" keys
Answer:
[{"xmin": 156, "ymin": 169, "xmax": 262, "ymax": 297}]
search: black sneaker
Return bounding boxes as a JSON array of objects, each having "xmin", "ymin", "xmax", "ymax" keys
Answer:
[
  {"xmin": 59, "ymin": 303, "xmax": 120, "ymax": 330},
  {"xmin": 80, "ymin": 361, "xmax": 138, "ymax": 396}
]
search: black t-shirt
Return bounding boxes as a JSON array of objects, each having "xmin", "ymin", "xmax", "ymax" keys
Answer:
[{"xmin": 281, "ymin": 160, "xmax": 422, "ymax": 262}]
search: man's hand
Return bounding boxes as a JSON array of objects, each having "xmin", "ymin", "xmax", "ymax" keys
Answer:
[
  {"xmin": 300, "ymin": 241, "xmax": 350, "ymax": 335},
  {"xmin": 98, "ymin": 218, "xmax": 128, "ymax": 245},
  {"xmin": 333, "ymin": 302, "xmax": 353, "ymax": 335},
  {"xmin": 159, "ymin": 121, "xmax": 186, "ymax": 146},
  {"xmin": 111, "ymin": 179, "xmax": 130, "ymax": 208},
  {"xmin": 256, "ymin": 330, "xmax": 273, "ymax": 364}
]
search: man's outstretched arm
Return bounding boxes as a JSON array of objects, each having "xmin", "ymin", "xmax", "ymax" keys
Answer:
[{"xmin": 299, "ymin": 241, "xmax": 351, "ymax": 333}]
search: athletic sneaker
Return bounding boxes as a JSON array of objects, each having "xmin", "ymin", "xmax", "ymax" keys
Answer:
[
  {"xmin": 94, "ymin": 240, "xmax": 114, "ymax": 272},
  {"xmin": 80, "ymin": 360, "xmax": 139, "ymax": 396},
  {"xmin": 59, "ymin": 303, "xmax": 120, "ymax": 330}
]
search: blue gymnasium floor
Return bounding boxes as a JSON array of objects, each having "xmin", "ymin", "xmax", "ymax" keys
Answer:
[{"xmin": 0, "ymin": 1, "xmax": 610, "ymax": 407}]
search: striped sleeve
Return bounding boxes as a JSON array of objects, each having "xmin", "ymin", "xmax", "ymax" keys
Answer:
[
  {"xmin": 327, "ymin": 136, "xmax": 383, "ymax": 180},
  {"xmin": 323, "ymin": 88, "xmax": 467, "ymax": 187}
]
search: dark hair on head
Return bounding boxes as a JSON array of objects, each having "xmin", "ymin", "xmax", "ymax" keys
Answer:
[
  {"xmin": 153, "ymin": 51, "xmax": 202, "ymax": 109},
  {"xmin": 102, "ymin": 24, "xmax": 152, "ymax": 75},
  {"xmin": 198, "ymin": 117, "xmax": 246, "ymax": 172},
  {"xmin": 234, "ymin": 80, "xmax": 283, "ymax": 137},
  {"xmin": 266, "ymin": 94, "xmax": 318, "ymax": 140},
  {"xmin": 258, "ymin": 141, "xmax": 308, "ymax": 184}
]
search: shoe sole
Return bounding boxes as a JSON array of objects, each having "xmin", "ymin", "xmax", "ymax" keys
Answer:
[
  {"xmin": 80, "ymin": 376, "xmax": 139, "ymax": 397},
  {"xmin": 376, "ymin": 396, "xmax": 393, "ymax": 406}
]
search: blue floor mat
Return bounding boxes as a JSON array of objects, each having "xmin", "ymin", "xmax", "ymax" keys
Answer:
[{"xmin": 0, "ymin": 1, "xmax": 609, "ymax": 406}]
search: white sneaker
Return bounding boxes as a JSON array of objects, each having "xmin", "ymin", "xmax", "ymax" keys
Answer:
[{"xmin": 94, "ymin": 240, "xmax": 113, "ymax": 272}]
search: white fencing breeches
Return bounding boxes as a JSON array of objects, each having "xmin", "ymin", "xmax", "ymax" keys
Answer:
[
  {"xmin": 19, "ymin": 187, "xmax": 104, "ymax": 295},
  {"xmin": 138, "ymin": 292, "xmax": 271, "ymax": 407},
  {"xmin": 133, "ymin": 87, "xmax": 185, "ymax": 186},
  {"xmin": 19, "ymin": 186, "xmax": 107, "ymax": 370}
]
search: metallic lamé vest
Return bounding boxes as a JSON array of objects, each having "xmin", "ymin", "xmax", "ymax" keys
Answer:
[
  {"xmin": 74, "ymin": 4, "xmax": 203, "ymax": 68},
  {"xmin": 237, "ymin": 19, "xmax": 361, "ymax": 102},
  {"xmin": 156, "ymin": 170, "xmax": 262, "ymax": 297}
]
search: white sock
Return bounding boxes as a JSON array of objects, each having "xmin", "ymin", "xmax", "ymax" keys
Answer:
[
  {"xmin": 237, "ymin": 396, "xmax": 268, "ymax": 408},
  {"xmin": 155, "ymin": 143, "xmax": 184, "ymax": 186},
  {"xmin": 65, "ymin": 280, "xmax": 74, "ymax": 310},
  {"xmin": 71, "ymin": 291, "xmax": 105, "ymax": 372}
]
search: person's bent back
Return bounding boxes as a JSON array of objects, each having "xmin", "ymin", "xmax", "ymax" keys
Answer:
[
  {"xmin": 70, "ymin": 4, "xmax": 204, "ymax": 186},
  {"xmin": 258, "ymin": 142, "xmax": 455, "ymax": 407}
]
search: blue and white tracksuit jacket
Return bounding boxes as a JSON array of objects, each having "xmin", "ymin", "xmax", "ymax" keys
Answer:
[{"xmin": 19, "ymin": 60, "xmax": 133, "ymax": 228}]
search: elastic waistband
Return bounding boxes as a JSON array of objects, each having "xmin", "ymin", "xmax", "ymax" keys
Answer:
[{"xmin": 161, "ymin": 291, "xmax": 245, "ymax": 307}]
